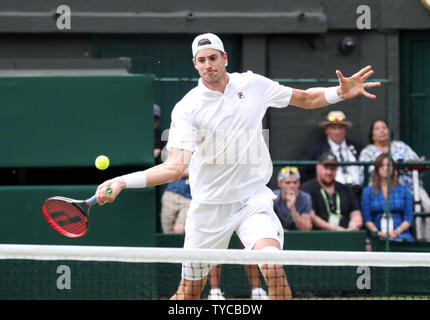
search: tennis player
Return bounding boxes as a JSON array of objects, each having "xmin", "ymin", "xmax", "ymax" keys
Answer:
[{"xmin": 96, "ymin": 33, "xmax": 381, "ymax": 300}]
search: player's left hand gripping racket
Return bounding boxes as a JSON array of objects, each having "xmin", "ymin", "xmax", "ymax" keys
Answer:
[{"xmin": 42, "ymin": 187, "xmax": 113, "ymax": 238}]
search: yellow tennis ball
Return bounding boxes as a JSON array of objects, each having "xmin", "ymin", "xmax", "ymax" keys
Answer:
[{"xmin": 95, "ymin": 155, "xmax": 110, "ymax": 170}]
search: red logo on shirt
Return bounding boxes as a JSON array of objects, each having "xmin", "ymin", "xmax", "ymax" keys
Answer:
[{"xmin": 238, "ymin": 91, "xmax": 245, "ymax": 99}]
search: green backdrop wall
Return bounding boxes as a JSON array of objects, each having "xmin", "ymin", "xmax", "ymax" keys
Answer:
[
  {"xmin": 0, "ymin": 75, "xmax": 155, "ymax": 168},
  {"xmin": 0, "ymin": 186, "xmax": 156, "ymax": 246}
]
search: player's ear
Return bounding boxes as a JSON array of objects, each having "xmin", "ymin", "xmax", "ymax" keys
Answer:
[
  {"xmin": 223, "ymin": 52, "xmax": 228, "ymax": 67},
  {"xmin": 192, "ymin": 58, "xmax": 198, "ymax": 70}
]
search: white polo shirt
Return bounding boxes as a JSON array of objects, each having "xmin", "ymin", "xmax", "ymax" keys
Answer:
[{"xmin": 167, "ymin": 71, "xmax": 293, "ymax": 204}]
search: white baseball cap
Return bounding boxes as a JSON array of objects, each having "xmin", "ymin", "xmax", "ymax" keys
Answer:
[{"xmin": 192, "ymin": 33, "xmax": 225, "ymax": 58}]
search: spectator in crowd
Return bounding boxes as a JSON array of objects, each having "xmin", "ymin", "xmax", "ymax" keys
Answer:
[
  {"xmin": 154, "ymin": 104, "xmax": 166, "ymax": 164},
  {"xmin": 301, "ymin": 152, "xmax": 363, "ymax": 231},
  {"xmin": 273, "ymin": 166, "xmax": 312, "ymax": 231},
  {"xmin": 154, "ymin": 104, "xmax": 168, "ymax": 233},
  {"xmin": 359, "ymin": 119, "xmax": 430, "ymax": 212},
  {"xmin": 160, "ymin": 165, "xmax": 191, "ymax": 234},
  {"xmin": 301, "ymin": 111, "xmax": 363, "ymax": 198},
  {"xmin": 361, "ymin": 153, "xmax": 414, "ymax": 242}
]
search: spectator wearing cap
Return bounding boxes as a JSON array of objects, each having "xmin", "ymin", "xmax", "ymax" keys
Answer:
[
  {"xmin": 301, "ymin": 111, "xmax": 363, "ymax": 198},
  {"xmin": 300, "ymin": 152, "xmax": 363, "ymax": 231},
  {"xmin": 273, "ymin": 166, "xmax": 312, "ymax": 231}
]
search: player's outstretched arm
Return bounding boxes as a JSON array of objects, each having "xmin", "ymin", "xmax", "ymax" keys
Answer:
[
  {"xmin": 289, "ymin": 65, "xmax": 381, "ymax": 109},
  {"xmin": 95, "ymin": 148, "xmax": 191, "ymax": 205}
]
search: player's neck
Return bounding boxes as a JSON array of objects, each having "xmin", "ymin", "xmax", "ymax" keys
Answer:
[{"xmin": 201, "ymin": 73, "xmax": 229, "ymax": 93}]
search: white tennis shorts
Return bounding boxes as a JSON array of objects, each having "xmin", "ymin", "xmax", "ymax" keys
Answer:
[{"xmin": 181, "ymin": 187, "xmax": 284, "ymax": 280}]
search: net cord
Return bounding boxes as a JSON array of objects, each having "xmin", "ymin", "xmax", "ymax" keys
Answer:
[{"xmin": 1, "ymin": 244, "xmax": 430, "ymax": 267}]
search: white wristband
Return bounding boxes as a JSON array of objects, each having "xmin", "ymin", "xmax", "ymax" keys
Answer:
[
  {"xmin": 121, "ymin": 171, "xmax": 147, "ymax": 188},
  {"xmin": 324, "ymin": 86, "xmax": 344, "ymax": 104}
]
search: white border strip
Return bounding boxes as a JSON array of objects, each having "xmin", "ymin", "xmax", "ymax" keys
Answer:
[{"xmin": 1, "ymin": 244, "xmax": 430, "ymax": 267}]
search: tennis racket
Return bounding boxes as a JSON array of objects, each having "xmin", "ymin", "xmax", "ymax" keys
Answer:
[{"xmin": 42, "ymin": 187, "xmax": 113, "ymax": 238}]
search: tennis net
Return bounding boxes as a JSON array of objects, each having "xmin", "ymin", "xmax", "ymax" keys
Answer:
[{"xmin": 1, "ymin": 244, "xmax": 430, "ymax": 300}]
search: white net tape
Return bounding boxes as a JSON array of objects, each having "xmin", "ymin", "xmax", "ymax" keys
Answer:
[{"xmin": 1, "ymin": 244, "xmax": 430, "ymax": 267}]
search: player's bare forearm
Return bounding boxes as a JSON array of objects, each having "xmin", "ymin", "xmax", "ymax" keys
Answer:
[
  {"xmin": 95, "ymin": 162, "xmax": 173, "ymax": 203},
  {"xmin": 144, "ymin": 161, "xmax": 186, "ymax": 187},
  {"xmin": 289, "ymin": 87, "xmax": 332, "ymax": 109},
  {"xmin": 126, "ymin": 148, "xmax": 190, "ymax": 188},
  {"xmin": 289, "ymin": 65, "xmax": 381, "ymax": 109},
  {"xmin": 101, "ymin": 161, "xmax": 179, "ymax": 190}
]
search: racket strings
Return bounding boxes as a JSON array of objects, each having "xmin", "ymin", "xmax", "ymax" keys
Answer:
[{"xmin": 44, "ymin": 200, "xmax": 87, "ymax": 236}]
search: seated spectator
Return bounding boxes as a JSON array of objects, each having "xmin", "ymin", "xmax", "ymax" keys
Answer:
[
  {"xmin": 359, "ymin": 119, "xmax": 430, "ymax": 212},
  {"xmin": 300, "ymin": 152, "xmax": 363, "ymax": 231},
  {"xmin": 273, "ymin": 166, "xmax": 312, "ymax": 231},
  {"xmin": 154, "ymin": 104, "xmax": 166, "ymax": 164},
  {"xmin": 301, "ymin": 111, "xmax": 363, "ymax": 198},
  {"xmin": 160, "ymin": 148, "xmax": 190, "ymax": 234},
  {"xmin": 361, "ymin": 153, "xmax": 414, "ymax": 242},
  {"xmin": 160, "ymin": 169, "xmax": 191, "ymax": 234}
]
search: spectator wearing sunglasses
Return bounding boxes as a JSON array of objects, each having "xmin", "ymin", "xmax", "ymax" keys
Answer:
[{"xmin": 273, "ymin": 166, "xmax": 312, "ymax": 231}]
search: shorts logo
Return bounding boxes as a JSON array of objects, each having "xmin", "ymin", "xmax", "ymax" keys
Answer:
[{"xmin": 238, "ymin": 91, "xmax": 245, "ymax": 99}]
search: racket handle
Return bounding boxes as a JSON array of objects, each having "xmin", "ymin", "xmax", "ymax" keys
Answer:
[
  {"xmin": 86, "ymin": 195, "xmax": 98, "ymax": 206},
  {"xmin": 86, "ymin": 187, "xmax": 114, "ymax": 206}
]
